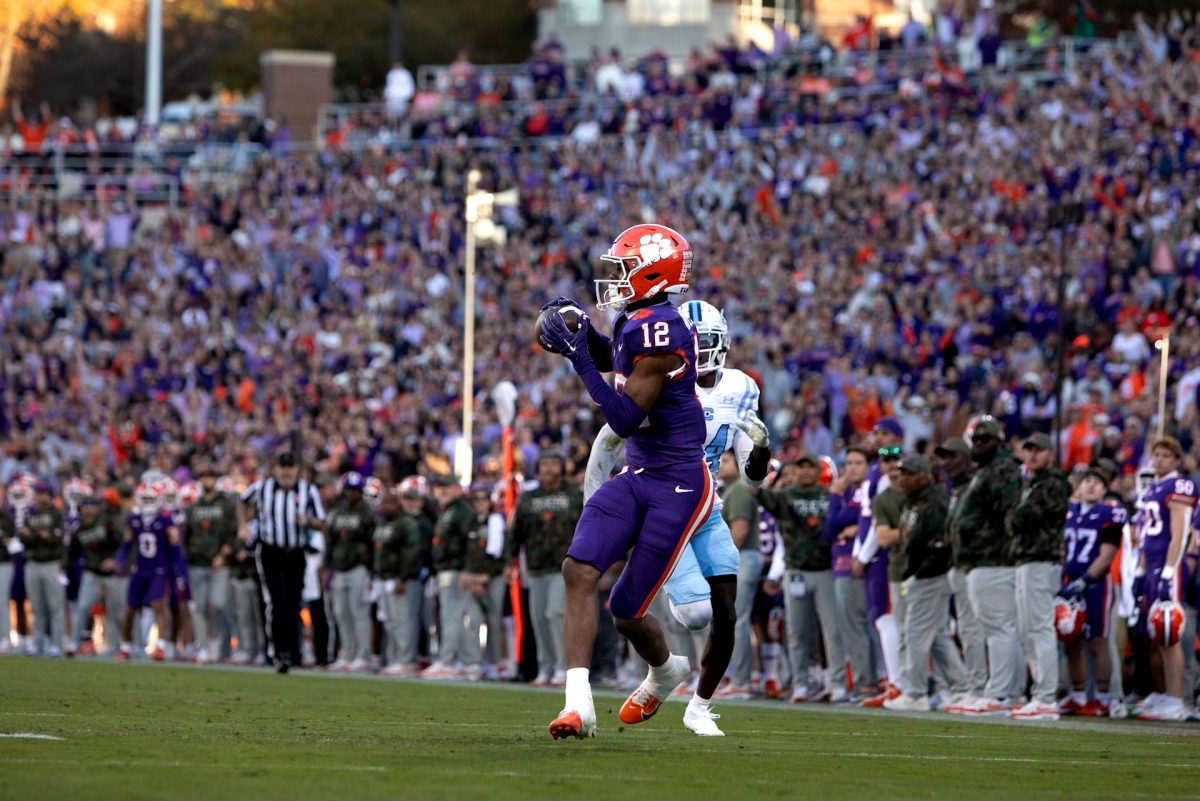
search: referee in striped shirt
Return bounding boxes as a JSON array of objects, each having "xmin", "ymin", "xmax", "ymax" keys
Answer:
[{"xmin": 238, "ymin": 453, "xmax": 325, "ymax": 673}]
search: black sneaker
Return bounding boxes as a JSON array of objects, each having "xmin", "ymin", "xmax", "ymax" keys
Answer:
[{"xmin": 276, "ymin": 660, "xmax": 290, "ymax": 674}]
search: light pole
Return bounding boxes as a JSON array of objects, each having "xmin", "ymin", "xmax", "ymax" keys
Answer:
[
  {"xmin": 1156, "ymin": 331, "xmax": 1171, "ymax": 441},
  {"xmin": 145, "ymin": 0, "xmax": 163, "ymax": 126},
  {"xmin": 455, "ymin": 170, "xmax": 518, "ymax": 487}
]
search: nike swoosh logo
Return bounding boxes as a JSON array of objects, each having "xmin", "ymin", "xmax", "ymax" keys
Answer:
[{"xmin": 674, "ymin": 486, "xmax": 694, "ymax": 494}]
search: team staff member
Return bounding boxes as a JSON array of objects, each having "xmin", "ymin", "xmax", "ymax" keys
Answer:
[
  {"xmin": 946, "ymin": 418, "xmax": 1023, "ymax": 715},
  {"xmin": 508, "ymin": 453, "xmax": 583, "ymax": 686},
  {"xmin": 238, "ymin": 453, "xmax": 325, "ymax": 673},
  {"xmin": 866, "ymin": 446, "xmax": 907, "ymax": 706},
  {"xmin": 324, "ymin": 472, "xmax": 377, "ymax": 672},
  {"xmin": 19, "ymin": 482, "xmax": 68, "ymax": 656},
  {"xmin": 376, "ymin": 486, "xmax": 427, "ymax": 676},
  {"xmin": 1008, "ymin": 433, "xmax": 1072, "ymax": 721},
  {"xmin": 822, "ymin": 447, "xmax": 872, "ymax": 703},
  {"xmin": 185, "ymin": 463, "xmax": 239, "ymax": 662},
  {"xmin": 422, "ymin": 477, "xmax": 475, "ymax": 679},
  {"xmin": 69, "ymin": 496, "xmax": 126, "ymax": 656},
  {"xmin": 757, "ymin": 454, "xmax": 843, "ymax": 703},
  {"xmin": 937, "ymin": 437, "xmax": 987, "ymax": 707},
  {"xmin": 884, "ymin": 455, "xmax": 967, "ymax": 711}
]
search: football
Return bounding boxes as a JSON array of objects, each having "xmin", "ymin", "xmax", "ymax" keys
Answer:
[{"xmin": 535, "ymin": 305, "xmax": 584, "ymax": 352}]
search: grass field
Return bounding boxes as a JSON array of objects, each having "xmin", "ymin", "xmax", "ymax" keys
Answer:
[{"xmin": 1, "ymin": 657, "xmax": 1198, "ymax": 800}]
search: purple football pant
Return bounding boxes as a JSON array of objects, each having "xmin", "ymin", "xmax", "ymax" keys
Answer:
[
  {"xmin": 127, "ymin": 571, "xmax": 168, "ymax": 609},
  {"xmin": 864, "ymin": 555, "xmax": 890, "ymax": 624},
  {"xmin": 568, "ymin": 459, "xmax": 715, "ymax": 620}
]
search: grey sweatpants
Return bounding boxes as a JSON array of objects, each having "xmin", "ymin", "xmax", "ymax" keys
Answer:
[
  {"xmin": 785, "ymin": 569, "xmax": 845, "ymax": 690},
  {"xmin": 834, "ymin": 575, "xmax": 872, "ymax": 691},
  {"xmin": 901, "ymin": 573, "xmax": 967, "ymax": 698},
  {"xmin": 1015, "ymin": 561, "xmax": 1061, "ymax": 705},
  {"xmin": 189, "ymin": 566, "xmax": 231, "ymax": 653},
  {"xmin": 436, "ymin": 570, "xmax": 471, "ymax": 665},
  {"xmin": 968, "ymin": 566, "xmax": 1023, "ymax": 702},
  {"xmin": 0, "ymin": 563, "xmax": 11, "ymax": 647},
  {"xmin": 949, "ymin": 568, "xmax": 988, "ymax": 696},
  {"xmin": 26, "ymin": 560, "xmax": 66, "ymax": 652},
  {"xmin": 528, "ymin": 570, "xmax": 566, "ymax": 678},
  {"xmin": 484, "ymin": 575, "xmax": 507, "ymax": 666},
  {"xmin": 230, "ymin": 576, "xmax": 263, "ymax": 659},
  {"xmin": 729, "ymin": 549, "xmax": 763, "ymax": 687},
  {"xmin": 381, "ymin": 578, "xmax": 424, "ymax": 667},
  {"xmin": 331, "ymin": 565, "xmax": 372, "ymax": 662},
  {"xmin": 72, "ymin": 571, "xmax": 127, "ymax": 654}
]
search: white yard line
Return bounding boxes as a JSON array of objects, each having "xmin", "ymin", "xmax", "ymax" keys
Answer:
[{"xmin": 0, "ymin": 733, "xmax": 64, "ymax": 741}]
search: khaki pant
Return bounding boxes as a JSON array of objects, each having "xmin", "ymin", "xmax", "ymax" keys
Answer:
[
  {"xmin": 381, "ymin": 578, "xmax": 424, "ymax": 667},
  {"xmin": 785, "ymin": 569, "xmax": 845, "ymax": 690},
  {"xmin": 968, "ymin": 566, "xmax": 1023, "ymax": 702},
  {"xmin": 527, "ymin": 570, "xmax": 566, "ymax": 678},
  {"xmin": 901, "ymin": 573, "xmax": 967, "ymax": 698},
  {"xmin": 72, "ymin": 571, "xmax": 127, "ymax": 655},
  {"xmin": 230, "ymin": 576, "xmax": 263, "ymax": 660},
  {"xmin": 1015, "ymin": 562, "xmax": 1061, "ymax": 705},
  {"xmin": 189, "ymin": 565, "xmax": 231, "ymax": 654},
  {"xmin": 331, "ymin": 565, "xmax": 372, "ymax": 663},
  {"xmin": 950, "ymin": 568, "xmax": 988, "ymax": 696}
]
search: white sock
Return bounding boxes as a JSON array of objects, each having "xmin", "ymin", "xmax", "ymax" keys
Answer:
[
  {"xmin": 647, "ymin": 653, "xmax": 680, "ymax": 693},
  {"xmin": 120, "ymin": 641, "xmax": 132, "ymax": 653},
  {"xmin": 689, "ymin": 691, "xmax": 711, "ymax": 708},
  {"xmin": 1070, "ymin": 690, "xmax": 1086, "ymax": 705},
  {"xmin": 1095, "ymin": 691, "xmax": 1109, "ymax": 704},
  {"xmin": 565, "ymin": 667, "xmax": 592, "ymax": 712},
  {"xmin": 874, "ymin": 614, "xmax": 900, "ymax": 685}
]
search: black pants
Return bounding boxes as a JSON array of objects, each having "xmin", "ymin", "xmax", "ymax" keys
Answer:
[
  {"xmin": 256, "ymin": 545, "xmax": 306, "ymax": 666},
  {"xmin": 308, "ymin": 598, "xmax": 331, "ymax": 666}
]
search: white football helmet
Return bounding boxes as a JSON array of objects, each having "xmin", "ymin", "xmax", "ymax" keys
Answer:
[
  {"xmin": 215, "ymin": 475, "xmax": 238, "ymax": 495},
  {"xmin": 7, "ymin": 475, "xmax": 36, "ymax": 509},
  {"xmin": 364, "ymin": 477, "xmax": 385, "ymax": 510},
  {"xmin": 62, "ymin": 478, "xmax": 94, "ymax": 511},
  {"xmin": 179, "ymin": 481, "xmax": 201, "ymax": 507},
  {"xmin": 159, "ymin": 477, "xmax": 181, "ymax": 511},
  {"xmin": 135, "ymin": 481, "xmax": 162, "ymax": 516},
  {"xmin": 681, "ymin": 300, "xmax": 728, "ymax": 375}
]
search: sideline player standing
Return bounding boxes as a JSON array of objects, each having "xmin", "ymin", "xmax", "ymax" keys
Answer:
[
  {"xmin": 582, "ymin": 300, "xmax": 770, "ymax": 734},
  {"xmin": 539, "ymin": 224, "xmax": 714, "ymax": 740}
]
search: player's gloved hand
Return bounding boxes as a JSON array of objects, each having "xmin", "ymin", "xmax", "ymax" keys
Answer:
[
  {"xmin": 541, "ymin": 310, "xmax": 590, "ymax": 362},
  {"xmin": 1057, "ymin": 577, "xmax": 1088, "ymax": 599},
  {"xmin": 1155, "ymin": 577, "xmax": 1175, "ymax": 602},
  {"xmin": 735, "ymin": 410, "xmax": 771, "ymax": 449},
  {"xmin": 1131, "ymin": 573, "xmax": 1146, "ymax": 601}
]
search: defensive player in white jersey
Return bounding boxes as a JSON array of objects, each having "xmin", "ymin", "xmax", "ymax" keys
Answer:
[{"xmin": 585, "ymin": 300, "xmax": 770, "ymax": 735}]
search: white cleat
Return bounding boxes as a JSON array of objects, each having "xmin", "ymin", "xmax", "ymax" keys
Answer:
[{"xmin": 683, "ymin": 701, "xmax": 725, "ymax": 736}]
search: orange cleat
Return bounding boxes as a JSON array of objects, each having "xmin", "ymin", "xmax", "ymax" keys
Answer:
[
  {"xmin": 152, "ymin": 647, "xmax": 165, "ymax": 662},
  {"xmin": 116, "ymin": 651, "xmax": 131, "ymax": 663},
  {"xmin": 619, "ymin": 654, "xmax": 690, "ymax": 725},
  {"xmin": 861, "ymin": 682, "xmax": 901, "ymax": 708},
  {"xmin": 548, "ymin": 709, "xmax": 595, "ymax": 740},
  {"xmin": 620, "ymin": 688, "xmax": 664, "ymax": 724},
  {"xmin": 1075, "ymin": 699, "xmax": 1108, "ymax": 718}
]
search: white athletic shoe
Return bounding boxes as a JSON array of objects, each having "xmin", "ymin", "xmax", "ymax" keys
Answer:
[
  {"xmin": 1138, "ymin": 699, "xmax": 1187, "ymax": 722},
  {"xmin": 1010, "ymin": 701, "xmax": 1061, "ymax": 721},
  {"xmin": 683, "ymin": 700, "xmax": 725, "ymax": 736},
  {"xmin": 883, "ymin": 694, "xmax": 933, "ymax": 712},
  {"xmin": 347, "ymin": 659, "xmax": 370, "ymax": 673}
]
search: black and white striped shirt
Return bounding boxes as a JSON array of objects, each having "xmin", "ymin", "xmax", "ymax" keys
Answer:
[{"xmin": 240, "ymin": 477, "xmax": 325, "ymax": 550}]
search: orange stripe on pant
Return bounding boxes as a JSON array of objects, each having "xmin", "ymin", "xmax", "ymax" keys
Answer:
[{"xmin": 633, "ymin": 464, "xmax": 715, "ymax": 620}]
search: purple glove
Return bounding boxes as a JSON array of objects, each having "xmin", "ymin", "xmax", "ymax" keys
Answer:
[
  {"xmin": 539, "ymin": 296, "xmax": 580, "ymax": 313},
  {"xmin": 540, "ymin": 309, "xmax": 590, "ymax": 359},
  {"xmin": 1155, "ymin": 576, "xmax": 1175, "ymax": 603},
  {"xmin": 1057, "ymin": 576, "xmax": 1088, "ymax": 599},
  {"xmin": 1131, "ymin": 574, "xmax": 1146, "ymax": 601}
]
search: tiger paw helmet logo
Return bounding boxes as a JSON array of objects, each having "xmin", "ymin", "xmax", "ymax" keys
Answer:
[{"xmin": 638, "ymin": 232, "xmax": 675, "ymax": 266}]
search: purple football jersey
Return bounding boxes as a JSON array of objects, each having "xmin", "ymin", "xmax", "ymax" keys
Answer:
[
  {"xmin": 1139, "ymin": 472, "xmax": 1197, "ymax": 569},
  {"xmin": 610, "ymin": 302, "xmax": 705, "ymax": 470},
  {"xmin": 127, "ymin": 511, "xmax": 173, "ymax": 574},
  {"xmin": 1064, "ymin": 500, "xmax": 1125, "ymax": 579}
]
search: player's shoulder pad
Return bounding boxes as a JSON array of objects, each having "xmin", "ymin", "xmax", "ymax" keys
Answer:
[{"xmin": 619, "ymin": 303, "xmax": 693, "ymax": 354}]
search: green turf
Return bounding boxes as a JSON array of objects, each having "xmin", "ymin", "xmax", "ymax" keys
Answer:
[{"xmin": 1, "ymin": 657, "xmax": 1197, "ymax": 800}]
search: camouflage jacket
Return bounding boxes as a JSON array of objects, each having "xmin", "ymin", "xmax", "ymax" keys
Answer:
[
  {"xmin": 464, "ymin": 514, "xmax": 505, "ymax": 577},
  {"xmin": 433, "ymin": 497, "xmax": 474, "ymax": 572},
  {"xmin": 184, "ymin": 493, "xmax": 238, "ymax": 565},
  {"xmin": 949, "ymin": 450, "xmax": 1022, "ymax": 569},
  {"xmin": 508, "ymin": 484, "xmax": 583, "ymax": 574},
  {"xmin": 73, "ymin": 511, "xmax": 125, "ymax": 574},
  {"xmin": 19, "ymin": 506, "xmax": 66, "ymax": 564},
  {"xmin": 945, "ymin": 472, "xmax": 974, "ymax": 569},
  {"xmin": 324, "ymin": 498, "xmax": 376, "ymax": 572},
  {"xmin": 756, "ymin": 485, "xmax": 831, "ymax": 571},
  {"xmin": 374, "ymin": 511, "xmax": 426, "ymax": 581},
  {"xmin": 899, "ymin": 484, "xmax": 952, "ymax": 580},
  {"xmin": 1007, "ymin": 466, "xmax": 1071, "ymax": 564}
]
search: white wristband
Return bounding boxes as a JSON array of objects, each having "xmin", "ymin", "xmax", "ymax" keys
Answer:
[{"xmin": 1161, "ymin": 566, "xmax": 1175, "ymax": 581}]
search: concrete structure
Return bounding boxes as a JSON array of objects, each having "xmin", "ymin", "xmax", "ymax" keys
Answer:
[{"xmin": 260, "ymin": 50, "xmax": 335, "ymax": 144}]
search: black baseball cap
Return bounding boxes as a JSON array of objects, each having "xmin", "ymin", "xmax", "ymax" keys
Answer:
[{"xmin": 276, "ymin": 453, "xmax": 297, "ymax": 467}]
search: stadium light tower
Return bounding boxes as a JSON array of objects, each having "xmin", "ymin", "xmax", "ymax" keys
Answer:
[
  {"xmin": 456, "ymin": 170, "xmax": 517, "ymax": 486},
  {"xmin": 145, "ymin": 0, "xmax": 163, "ymax": 126}
]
